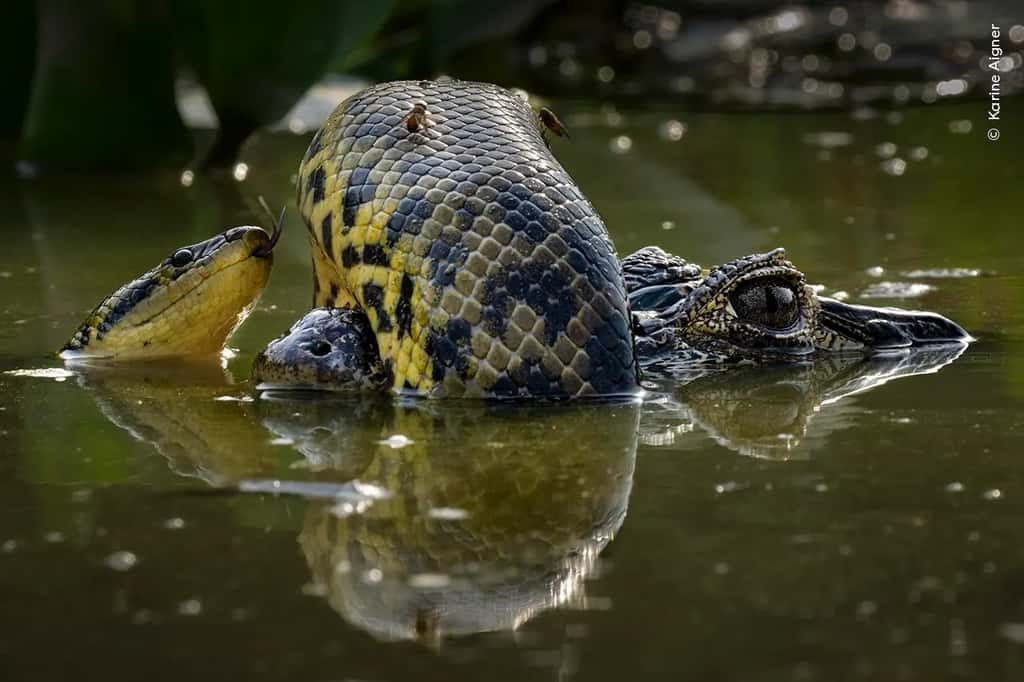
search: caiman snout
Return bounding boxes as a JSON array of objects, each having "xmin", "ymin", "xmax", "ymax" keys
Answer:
[{"xmin": 818, "ymin": 297, "xmax": 971, "ymax": 350}]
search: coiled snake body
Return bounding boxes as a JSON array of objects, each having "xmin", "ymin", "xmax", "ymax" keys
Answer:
[{"xmin": 296, "ymin": 80, "xmax": 638, "ymax": 399}]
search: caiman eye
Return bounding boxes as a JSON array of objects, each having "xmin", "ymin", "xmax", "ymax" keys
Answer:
[
  {"xmin": 171, "ymin": 249, "xmax": 194, "ymax": 267},
  {"xmin": 729, "ymin": 280, "xmax": 799, "ymax": 329}
]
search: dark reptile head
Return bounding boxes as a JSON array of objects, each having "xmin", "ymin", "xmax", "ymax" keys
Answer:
[
  {"xmin": 626, "ymin": 246, "xmax": 970, "ymax": 363},
  {"xmin": 61, "ymin": 226, "xmax": 277, "ymax": 359},
  {"xmin": 252, "ymin": 308, "xmax": 388, "ymax": 392}
]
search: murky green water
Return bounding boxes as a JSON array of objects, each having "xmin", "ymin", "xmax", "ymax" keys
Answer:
[{"xmin": 2, "ymin": 101, "xmax": 1023, "ymax": 680}]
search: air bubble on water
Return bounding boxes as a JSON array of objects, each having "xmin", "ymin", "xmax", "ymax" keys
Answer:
[
  {"xmin": 713, "ymin": 562, "xmax": 731, "ymax": 576},
  {"xmin": 179, "ymin": 170, "xmax": 194, "ymax": 187},
  {"xmin": 814, "ymin": 483, "xmax": 829, "ymax": 493},
  {"xmin": 875, "ymin": 142, "xmax": 897, "ymax": 158},
  {"xmin": 45, "ymin": 531, "xmax": 64, "ymax": 543},
  {"xmin": 1000, "ymin": 623, "xmax": 1024, "ymax": 643},
  {"xmin": 178, "ymin": 599, "xmax": 203, "ymax": 616},
  {"xmin": 334, "ymin": 560, "xmax": 351, "ymax": 575},
  {"xmin": 865, "ymin": 266, "xmax": 885, "ymax": 277},
  {"xmin": 856, "ymin": 600, "xmax": 878, "ymax": 619},
  {"xmin": 983, "ymin": 489, "xmax": 1002, "ymax": 501},
  {"xmin": 269, "ymin": 437, "xmax": 294, "ymax": 446},
  {"xmin": 831, "ymin": 290, "xmax": 849, "ymax": 301},
  {"xmin": 948, "ymin": 120, "xmax": 972, "ymax": 134},
  {"xmin": 364, "ymin": 568, "xmax": 383, "ymax": 584},
  {"xmin": 232, "ymin": 162, "xmax": 249, "ymax": 182},
  {"xmin": 163, "ymin": 517, "xmax": 185, "ymax": 530},
  {"xmin": 945, "ymin": 482, "xmax": 964, "ymax": 493},
  {"xmin": 658, "ymin": 120, "xmax": 686, "ymax": 141},
  {"xmin": 881, "ymin": 158, "xmax": 907, "ymax": 176},
  {"xmin": 609, "ymin": 135, "xmax": 632, "ymax": 154},
  {"xmin": 2, "ymin": 539, "xmax": 17, "ymax": 553},
  {"xmin": 378, "ymin": 434, "xmax": 413, "ymax": 449},
  {"xmin": 661, "ymin": 221, "xmax": 675, "ymax": 231},
  {"xmin": 105, "ymin": 551, "xmax": 138, "ymax": 572},
  {"xmin": 409, "ymin": 573, "xmax": 451, "ymax": 589},
  {"xmin": 429, "ymin": 507, "xmax": 470, "ymax": 521},
  {"xmin": 909, "ymin": 146, "xmax": 929, "ymax": 161}
]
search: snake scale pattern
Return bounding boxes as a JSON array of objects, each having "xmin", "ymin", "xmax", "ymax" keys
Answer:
[{"xmin": 297, "ymin": 80, "xmax": 639, "ymax": 398}]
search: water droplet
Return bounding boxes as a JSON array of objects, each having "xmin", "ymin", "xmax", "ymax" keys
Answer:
[
  {"xmin": 232, "ymin": 162, "xmax": 249, "ymax": 182},
  {"xmin": 379, "ymin": 434, "xmax": 413, "ymax": 449},
  {"xmin": 105, "ymin": 551, "xmax": 138, "ymax": 572},
  {"xmin": 364, "ymin": 568, "xmax": 383, "ymax": 584},
  {"xmin": 179, "ymin": 169, "xmax": 194, "ymax": 187},
  {"xmin": 948, "ymin": 120, "xmax": 972, "ymax": 134},
  {"xmin": 881, "ymin": 158, "xmax": 907, "ymax": 176},
  {"xmin": 178, "ymin": 599, "xmax": 203, "ymax": 616},
  {"xmin": 658, "ymin": 120, "xmax": 686, "ymax": 141},
  {"xmin": 875, "ymin": 142, "xmax": 897, "ymax": 158},
  {"xmin": 163, "ymin": 517, "xmax": 185, "ymax": 530},
  {"xmin": 429, "ymin": 507, "xmax": 470, "ymax": 521},
  {"xmin": 409, "ymin": 573, "xmax": 451, "ymax": 588},
  {"xmin": 609, "ymin": 135, "xmax": 632, "ymax": 154},
  {"xmin": 828, "ymin": 7, "xmax": 848, "ymax": 26}
]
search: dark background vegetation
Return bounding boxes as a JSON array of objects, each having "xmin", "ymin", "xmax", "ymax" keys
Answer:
[{"xmin": 2, "ymin": 0, "xmax": 1020, "ymax": 172}]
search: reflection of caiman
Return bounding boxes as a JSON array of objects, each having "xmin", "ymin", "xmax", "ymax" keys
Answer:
[
  {"xmin": 60, "ymin": 79, "xmax": 969, "ymax": 396},
  {"xmin": 72, "ymin": 344, "xmax": 960, "ymax": 642}
]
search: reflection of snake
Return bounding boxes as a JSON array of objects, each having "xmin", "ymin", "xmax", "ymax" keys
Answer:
[{"xmin": 283, "ymin": 400, "xmax": 640, "ymax": 641}]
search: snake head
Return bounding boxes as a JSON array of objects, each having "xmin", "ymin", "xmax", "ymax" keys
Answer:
[{"xmin": 60, "ymin": 225, "xmax": 277, "ymax": 360}]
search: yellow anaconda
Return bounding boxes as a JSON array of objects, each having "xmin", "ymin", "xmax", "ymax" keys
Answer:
[{"xmin": 296, "ymin": 80, "xmax": 638, "ymax": 399}]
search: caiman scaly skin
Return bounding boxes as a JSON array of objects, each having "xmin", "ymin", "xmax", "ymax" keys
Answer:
[{"xmin": 296, "ymin": 80, "xmax": 639, "ymax": 399}]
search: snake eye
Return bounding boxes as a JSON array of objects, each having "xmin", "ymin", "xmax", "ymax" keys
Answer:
[
  {"xmin": 171, "ymin": 249, "xmax": 194, "ymax": 268},
  {"xmin": 729, "ymin": 280, "xmax": 799, "ymax": 330}
]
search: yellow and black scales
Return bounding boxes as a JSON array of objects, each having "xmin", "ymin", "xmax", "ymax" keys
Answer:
[{"xmin": 297, "ymin": 80, "xmax": 638, "ymax": 398}]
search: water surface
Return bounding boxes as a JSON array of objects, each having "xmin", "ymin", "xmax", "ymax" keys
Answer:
[{"xmin": 1, "ymin": 101, "xmax": 1022, "ymax": 681}]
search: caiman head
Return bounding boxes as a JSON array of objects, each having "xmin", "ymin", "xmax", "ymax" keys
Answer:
[{"xmin": 625, "ymin": 246, "xmax": 970, "ymax": 363}]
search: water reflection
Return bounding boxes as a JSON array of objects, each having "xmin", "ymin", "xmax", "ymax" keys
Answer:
[
  {"xmin": 640, "ymin": 345, "xmax": 966, "ymax": 459},
  {"xmin": 62, "ymin": 341, "xmax": 966, "ymax": 643},
  {"xmin": 67, "ymin": 365, "xmax": 639, "ymax": 643},
  {"xmin": 264, "ymin": 397, "xmax": 639, "ymax": 643}
]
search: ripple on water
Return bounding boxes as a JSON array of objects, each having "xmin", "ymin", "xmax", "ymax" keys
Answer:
[
  {"xmin": 860, "ymin": 282, "xmax": 934, "ymax": 299},
  {"xmin": 4, "ymin": 368, "xmax": 75, "ymax": 381},
  {"xmin": 901, "ymin": 268, "xmax": 982, "ymax": 279}
]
